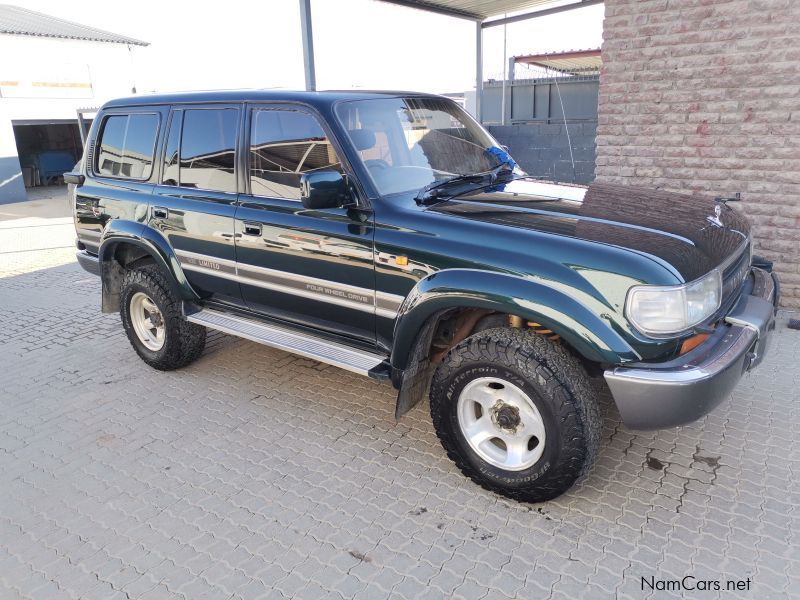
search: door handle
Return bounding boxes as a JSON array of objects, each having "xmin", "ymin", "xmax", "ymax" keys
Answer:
[
  {"xmin": 152, "ymin": 207, "xmax": 169, "ymax": 219},
  {"xmin": 243, "ymin": 222, "xmax": 262, "ymax": 236}
]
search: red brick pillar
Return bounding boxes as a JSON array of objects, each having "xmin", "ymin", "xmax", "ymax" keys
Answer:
[{"xmin": 595, "ymin": 0, "xmax": 800, "ymax": 307}]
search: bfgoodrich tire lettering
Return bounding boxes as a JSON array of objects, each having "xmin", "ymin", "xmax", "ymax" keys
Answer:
[
  {"xmin": 120, "ymin": 264, "xmax": 206, "ymax": 370},
  {"xmin": 430, "ymin": 328, "xmax": 601, "ymax": 502}
]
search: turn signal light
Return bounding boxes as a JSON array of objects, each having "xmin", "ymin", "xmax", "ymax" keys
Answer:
[{"xmin": 679, "ymin": 333, "xmax": 710, "ymax": 355}]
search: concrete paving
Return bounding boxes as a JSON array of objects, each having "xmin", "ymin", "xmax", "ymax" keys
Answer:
[
  {"xmin": 0, "ymin": 186, "xmax": 72, "ymax": 221},
  {"xmin": 0, "ymin": 203, "xmax": 798, "ymax": 599}
]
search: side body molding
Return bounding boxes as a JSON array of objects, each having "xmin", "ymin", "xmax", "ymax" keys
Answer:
[
  {"xmin": 97, "ymin": 220, "xmax": 199, "ymax": 312},
  {"xmin": 390, "ymin": 269, "xmax": 640, "ymax": 371}
]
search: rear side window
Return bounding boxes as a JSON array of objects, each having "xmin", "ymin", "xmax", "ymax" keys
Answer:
[
  {"xmin": 95, "ymin": 113, "xmax": 159, "ymax": 179},
  {"xmin": 249, "ymin": 109, "xmax": 342, "ymax": 200},
  {"xmin": 179, "ymin": 108, "xmax": 238, "ymax": 193}
]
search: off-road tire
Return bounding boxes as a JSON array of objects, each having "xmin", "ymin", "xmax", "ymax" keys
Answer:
[
  {"xmin": 120, "ymin": 264, "xmax": 206, "ymax": 370},
  {"xmin": 430, "ymin": 328, "xmax": 601, "ymax": 502}
]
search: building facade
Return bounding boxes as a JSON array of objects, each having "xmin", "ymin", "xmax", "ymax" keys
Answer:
[
  {"xmin": 0, "ymin": 5, "xmax": 146, "ymax": 203},
  {"xmin": 595, "ymin": 0, "xmax": 800, "ymax": 307}
]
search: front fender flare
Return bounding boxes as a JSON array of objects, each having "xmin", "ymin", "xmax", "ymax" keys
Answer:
[{"xmin": 390, "ymin": 269, "xmax": 640, "ymax": 371}]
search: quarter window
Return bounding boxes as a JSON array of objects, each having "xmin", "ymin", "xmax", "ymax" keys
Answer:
[
  {"xmin": 162, "ymin": 110, "xmax": 182, "ymax": 186},
  {"xmin": 249, "ymin": 109, "xmax": 342, "ymax": 200},
  {"xmin": 179, "ymin": 108, "xmax": 239, "ymax": 193},
  {"xmin": 95, "ymin": 113, "xmax": 159, "ymax": 179}
]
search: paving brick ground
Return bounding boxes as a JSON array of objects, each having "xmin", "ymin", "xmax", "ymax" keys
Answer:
[{"xmin": 1, "ymin": 195, "xmax": 798, "ymax": 599}]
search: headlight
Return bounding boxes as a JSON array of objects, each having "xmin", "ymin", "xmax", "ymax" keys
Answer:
[{"xmin": 625, "ymin": 270, "xmax": 722, "ymax": 336}]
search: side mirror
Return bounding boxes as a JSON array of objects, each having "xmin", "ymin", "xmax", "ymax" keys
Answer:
[{"xmin": 300, "ymin": 171, "xmax": 349, "ymax": 209}]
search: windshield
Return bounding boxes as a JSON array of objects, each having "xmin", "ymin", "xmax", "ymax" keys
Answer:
[{"xmin": 336, "ymin": 97, "xmax": 505, "ymax": 196}]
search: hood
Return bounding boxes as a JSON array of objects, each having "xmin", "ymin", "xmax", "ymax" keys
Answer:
[{"xmin": 430, "ymin": 179, "xmax": 750, "ymax": 282}]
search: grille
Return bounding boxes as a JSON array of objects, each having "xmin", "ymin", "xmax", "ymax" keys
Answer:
[{"xmin": 722, "ymin": 243, "xmax": 750, "ymax": 301}]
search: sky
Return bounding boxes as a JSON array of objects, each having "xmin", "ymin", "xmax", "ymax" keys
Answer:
[{"xmin": 22, "ymin": 0, "xmax": 604, "ymax": 94}]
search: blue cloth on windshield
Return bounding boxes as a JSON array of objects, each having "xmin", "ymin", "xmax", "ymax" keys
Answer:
[{"xmin": 485, "ymin": 146, "xmax": 517, "ymax": 171}]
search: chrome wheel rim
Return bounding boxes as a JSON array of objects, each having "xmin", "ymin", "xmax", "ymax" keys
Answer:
[
  {"xmin": 457, "ymin": 377, "xmax": 546, "ymax": 471},
  {"xmin": 129, "ymin": 292, "xmax": 166, "ymax": 351}
]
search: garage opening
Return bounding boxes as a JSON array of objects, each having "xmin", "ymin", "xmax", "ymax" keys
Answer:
[{"xmin": 12, "ymin": 120, "xmax": 90, "ymax": 188}]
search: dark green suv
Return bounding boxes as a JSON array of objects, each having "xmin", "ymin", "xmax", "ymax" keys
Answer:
[{"xmin": 68, "ymin": 90, "xmax": 779, "ymax": 502}]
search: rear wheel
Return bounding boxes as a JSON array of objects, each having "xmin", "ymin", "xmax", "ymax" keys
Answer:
[
  {"xmin": 128, "ymin": 291, "xmax": 166, "ymax": 352},
  {"xmin": 430, "ymin": 328, "xmax": 601, "ymax": 503},
  {"xmin": 120, "ymin": 264, "xmax": 206, "ymax": 370}
]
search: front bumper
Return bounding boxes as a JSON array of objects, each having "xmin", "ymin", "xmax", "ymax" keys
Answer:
[{"xmin": 604, "ymin": 267, "xmax": 778, "ymax": 430}]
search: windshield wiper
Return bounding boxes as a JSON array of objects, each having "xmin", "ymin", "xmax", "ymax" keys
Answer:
[{"xmin": 415, "ymin": 163, "xmax": 514, "ymax": 205}]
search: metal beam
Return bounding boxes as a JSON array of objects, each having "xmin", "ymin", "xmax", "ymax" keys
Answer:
[
  {"xmin": 475, "ymin": 21, "xmax": 483, "ymax": 122},
  {"xmin": 515, "ymin": 48, "xmax": 602, "ymax": 63},
  {"xmin": 11, "ymin": 118, "xmax": 86, "ymax": 126},
  {"xmin": 482, "ymin": 0, "xmax": 603, "ymax": 28},
  {"xmin": 376, "ymin": 0, "xmax": 482, "ymax": 21},
  {"xmin": 299, "ymin": 0, "xmax": 316, "ymax": 91},
  {"xmin": 77, "ymin": 112, "xmax": 87, "ymax": 147},
  {"xmin": 74, "ymin": 108, "xmax": 98, "ymax": 148},
  {"xmin": 501, "ymin": 19, "xmax": 507, "ymax": 125}
]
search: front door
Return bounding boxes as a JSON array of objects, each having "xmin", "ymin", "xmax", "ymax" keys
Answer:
[
  {"xmin": 151, "ymin": 105, "xmax": 243, "ymax": 305},
  {"xmin": 234, "ymin": 105, "xmax": 376, "ymax": 345}
]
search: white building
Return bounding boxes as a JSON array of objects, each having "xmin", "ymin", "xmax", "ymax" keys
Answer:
[{"xmin": 0, "ymin": 4, "xmax": 147, "ymax": 202}]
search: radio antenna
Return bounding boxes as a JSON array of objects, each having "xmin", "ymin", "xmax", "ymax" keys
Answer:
[{"xmin": 551, "ymin": 69, "xmax": 576, "ymax": 182}]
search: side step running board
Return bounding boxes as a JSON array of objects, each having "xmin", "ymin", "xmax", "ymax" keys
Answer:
[{"xmin": 185, "ymin": 308, "xmax": 389, "ymax": 378}]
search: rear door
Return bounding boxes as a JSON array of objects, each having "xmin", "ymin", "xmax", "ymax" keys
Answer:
[
  {"xmin": 75, "ymin": 107, "xmax": 165, "ymax": 254},
  {"xmin": 151, "ymin": 104, "xmax": 243, "ymax": 305},
  {"xmin": 234, "ymin": 104, "xmax": 376, "ymax": 344}
]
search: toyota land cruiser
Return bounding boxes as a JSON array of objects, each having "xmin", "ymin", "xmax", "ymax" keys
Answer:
[{"xmin": 67, "ymin": 90, "xmax": 779, "ymax": 502}]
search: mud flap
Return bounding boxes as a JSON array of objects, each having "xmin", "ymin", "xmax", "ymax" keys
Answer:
[{"xmin": 394, "ymin": 315, "xmax": 438, "ymax": 419}]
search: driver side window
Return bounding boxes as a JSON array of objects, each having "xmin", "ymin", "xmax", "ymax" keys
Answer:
[{"xmin": 249, "ymin": 109, "xmax": 342, "ymax": 200}]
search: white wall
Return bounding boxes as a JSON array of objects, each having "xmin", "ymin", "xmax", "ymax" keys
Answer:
[
  {"xmin": 0, "ymin": 35, "xmax": 137, "ymax": 120},
  {"xmin": 0, "ymin": 35, "xmax": 140, "ymax": 201}
]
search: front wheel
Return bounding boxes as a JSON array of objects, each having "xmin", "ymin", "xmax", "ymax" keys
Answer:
[
  {"xmin": 120, "ymin": 264, "xmax": 206, "ymax": 370},
  {"xmin": 430, "ymin": 328, "xmax": 601, "ymax": 503}
]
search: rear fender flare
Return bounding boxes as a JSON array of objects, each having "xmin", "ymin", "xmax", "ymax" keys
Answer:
[
  {"xmin": 390, "ymin": 268, "xmax": 640, "ymax": 370},
  {"xmin": 98, "ymin": 220, "xmax": 199, "ymax": 310}
]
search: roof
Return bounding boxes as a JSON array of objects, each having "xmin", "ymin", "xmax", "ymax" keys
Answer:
[
  {"xmin": 102, "ymin": 89, "xmax": 444, "ymax": 109},
  {"xmin": 376, "ymin": 0, "xmax": 597, "ymax": 21},
  {"xmin": 0, "ymin": 4, "xmax": 148, "ymax": 46},
  {"xmin": 515, "ymin": 48, "xmax": 601, "ymax": 75}
]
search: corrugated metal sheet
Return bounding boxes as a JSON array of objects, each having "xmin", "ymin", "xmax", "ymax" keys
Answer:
[
  {"xmin": 515, "ymin": 49, "xmax": 602, "ymax": 75},
  {"xmin": 0, "ymin": 4, "xmax": 148, "ymax": 46},
  {"xmin": 377, "ymin": 0, "xmax": 570, "ymax": 20}
]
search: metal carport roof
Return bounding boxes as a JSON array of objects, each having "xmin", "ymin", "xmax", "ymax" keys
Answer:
[
  {"xmin": 297, "ymin": 0, "xmax": 603, "ymax": 118},
  {"xmin": 0, "ymin": 4, "xmax": 148, "ymax": 46},
  {"xmin": 376, "ymin": 0, "xmax": 588, "ymax": 21},
  {"xmin": 515, "ymin": 48, "xmax": 602, "ymax": 76}
]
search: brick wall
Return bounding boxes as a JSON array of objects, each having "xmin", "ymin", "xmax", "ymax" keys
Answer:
[
  {"xmin": 488, "ymin": 122, "xmax": 597, "ymax": 185},
  {"xmin": 595, "ymin": 0, "xmax": 800, "ymax": 307}
]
